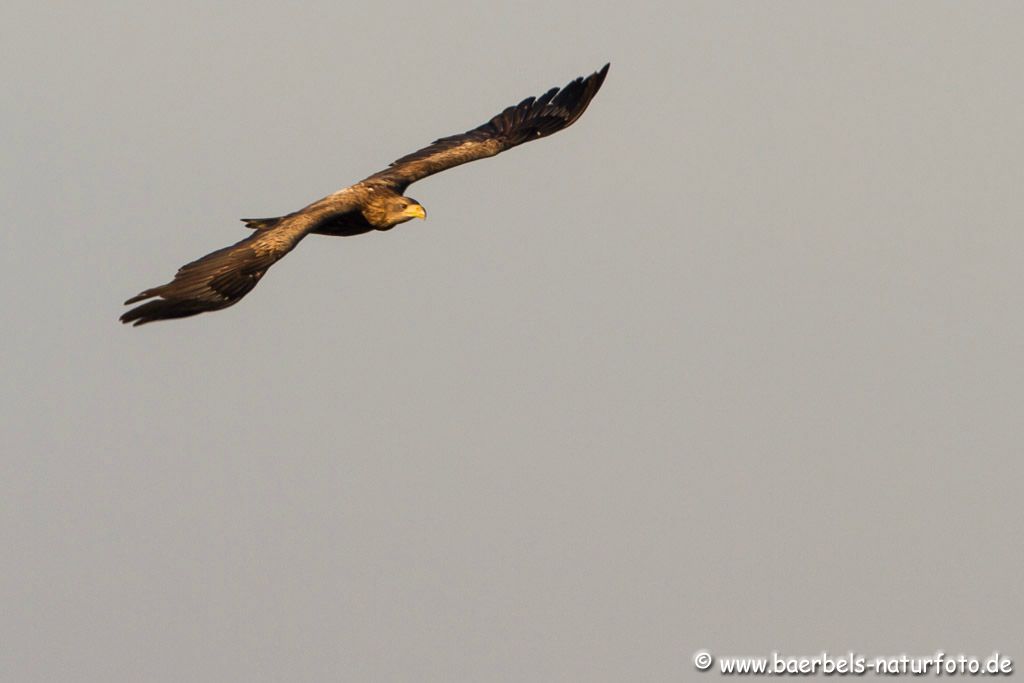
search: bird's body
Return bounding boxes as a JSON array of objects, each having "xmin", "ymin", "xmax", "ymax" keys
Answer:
[{"xmin": 121, "ymin": 64, "xmax": 609, "ymax": 325}]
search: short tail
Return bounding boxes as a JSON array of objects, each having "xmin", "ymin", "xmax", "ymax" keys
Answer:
[{"xmin": 241, "ymin": 216, "xmax": 284, "ymax": 230}]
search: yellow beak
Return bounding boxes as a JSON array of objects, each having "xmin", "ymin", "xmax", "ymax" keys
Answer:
[{"xmin": 403, "ymin": 204, "xmax": 427, "ymax": 220}]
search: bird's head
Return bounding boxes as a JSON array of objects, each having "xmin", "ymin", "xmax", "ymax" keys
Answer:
[
  {"xmin": 361, "ymin": 187, "xmax": 427, "ymax": 229},
  {"xmin": 386, "ymin": 196, "xmax": 427, "ymax": 225}
]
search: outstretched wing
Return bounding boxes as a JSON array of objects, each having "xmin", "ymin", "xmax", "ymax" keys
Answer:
[
  {"xmin": 367, "ymin": 64, "xmax": 609, "ymax": 192},
  {"xmin": 120, "ymin": 211, "xmax": 322, "ymax": 325}
]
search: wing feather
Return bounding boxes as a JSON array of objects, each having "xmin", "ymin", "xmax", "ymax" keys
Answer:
[
  {"xmin": 368, "ymin": 64, "xmax": 609, "ymax": 191},
  {"xmin": 120, "ymin": 211, "xmax": 321, "ymax": 325}
]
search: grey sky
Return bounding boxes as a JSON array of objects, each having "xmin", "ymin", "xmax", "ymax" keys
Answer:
[{"xmin": 3, "ymin": 1, "xmax": 1022, "ymax": 680}]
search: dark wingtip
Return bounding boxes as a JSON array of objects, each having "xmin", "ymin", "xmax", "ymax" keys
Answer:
[
  {"xmin": 120, "ymin": 297, "xmax": 218, "ymax": 326},
  {"xmin": 124, "ymin": 292, "xmax": 150, "ymax": 305},
  {"xmin": 119, "ymin": 309, "xmax": 141, "ymax": 325},
  {"xmin": 119, "ymin": 302, "xmax": 151, "ymax": 325}
]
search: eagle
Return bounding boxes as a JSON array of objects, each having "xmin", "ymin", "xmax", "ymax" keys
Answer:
[{"xmin": 120, "ymin": 64, "xmax": 610, "ymax": 325}]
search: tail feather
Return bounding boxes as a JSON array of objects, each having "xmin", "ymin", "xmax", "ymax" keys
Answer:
[{"xmin": 241, "ymin": 216, "xmax": 284, "ymax": 230}]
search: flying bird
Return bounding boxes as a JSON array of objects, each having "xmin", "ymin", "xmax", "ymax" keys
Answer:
[{"xmin": 120, "ymin": 64, "xmax": 610, "ymax": 325}]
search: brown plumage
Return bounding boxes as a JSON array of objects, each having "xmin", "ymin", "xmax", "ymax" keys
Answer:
[{"xmin": 121, "ymin": 64, "xmax": 610, "ymax": 325}]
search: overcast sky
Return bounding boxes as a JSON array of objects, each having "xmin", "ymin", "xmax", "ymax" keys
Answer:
[{"xmin": 3, "ymin": 1, "xmax": 1022, "ymax": 680}]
